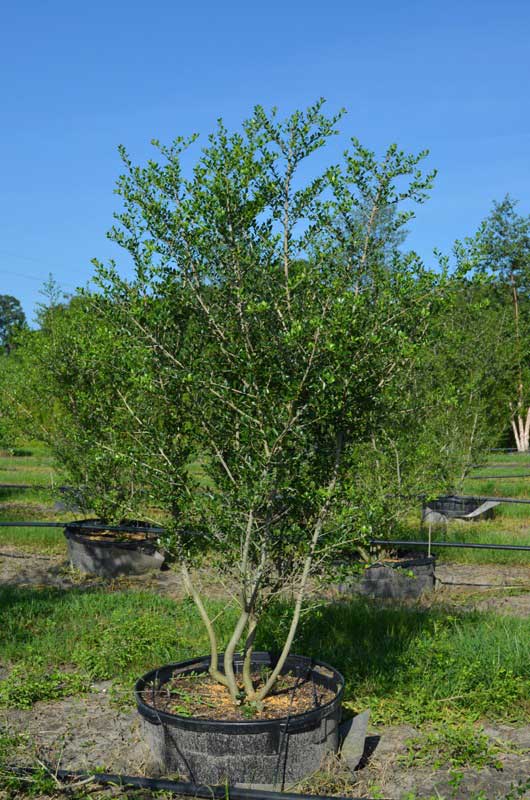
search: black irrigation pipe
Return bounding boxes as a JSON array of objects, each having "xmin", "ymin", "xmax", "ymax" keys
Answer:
[
  {"xmin": 0, "ymin": 521, "xmax": 65, "ymax": 527},
  {"xmin": 391, "ymin": 492, "xmax": 530, "ymax": 505},
  {"xmin": 0, "ymin": 483, "xmax": 72, "ymax": 491},
  {"xmin": 1, "ymin": 520, "xmax": 528, "ymax": 552},
  {"xmin": 0, "ymin": 521, "xmax": 166, "ymax": 535},
  {"xmin": 459, "ymin": 492, "xmax": 530, "ymax": 505},
  {"xmin": 5, "ymin": 766, "xmax": 378, "ymax": 800},
  {"xmin": 472, "ymin": 463, "xmax": 530, "ymax": 469},
  {"xmin": 396, "ymin": 492, "xmax": 530, "ymax": 505},
  {"xmin": 466, "ymin": 473, "xmax": 530, "ymax": 479},
  {"xmin": 488, "ymin": 447, "xmax": 520, "ymax": 452},
  {"xmin": 371, "ymin": 538, "xmax": 530, "ymax": 552}
]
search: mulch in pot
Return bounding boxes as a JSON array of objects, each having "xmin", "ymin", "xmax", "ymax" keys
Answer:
[{"xmin": 142, "ymin": 669, "xmax": 335, "ymax": 722}]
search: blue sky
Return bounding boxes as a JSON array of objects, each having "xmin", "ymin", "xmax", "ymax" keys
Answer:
[{"xmin": 1, "ymin": 0, "xmax": 529, "ymax": 322}]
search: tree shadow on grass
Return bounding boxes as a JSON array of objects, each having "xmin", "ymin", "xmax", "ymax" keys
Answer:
[{"xmin": 257, "ymin": 597, "xmax": 446, "ymax": 700}]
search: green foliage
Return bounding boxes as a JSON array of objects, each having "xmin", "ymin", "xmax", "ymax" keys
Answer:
[
  {"xmin": 0, "ymin": 291, "xmax": 27, "ymax": 443},
  {"xmin": 457, "ymin": 195, "xmax": 530, "ymax": 437},
  {"xmin": 472, "ymin": 195, "xmax": 530, "ymax": 290},
  {"xmin": 2, "ymin": 102, "xmax": 523, "ymax": 705},
  {"xmin": 0, "ymin": 290, "xmax": 193, "ymax": 522},
  {"xmin": 89, "ymin": 100, "xmax": 456, "ymax": 701}
]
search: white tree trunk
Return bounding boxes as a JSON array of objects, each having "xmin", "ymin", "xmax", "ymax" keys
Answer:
[{"xmin": 511, "ymin": 407, "xmax": 530, "ymax": 452}]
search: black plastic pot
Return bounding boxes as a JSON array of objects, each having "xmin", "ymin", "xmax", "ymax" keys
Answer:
[
  {"xmin": 336, "ymin": 555, "xmax": 436, "ymax": 599},
  {"xmin": 422, "ymin": 495, "xmax": 497, "ymax": 523},
  {"xmin": 64, "ymin": 518, "xmax": 165, "ymax": 578},
  {"xmin": 135, "ymin": 651, "xmax": 344, "ymax": 788}
]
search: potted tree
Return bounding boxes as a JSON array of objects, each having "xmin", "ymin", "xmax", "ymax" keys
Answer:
[
  {"xmin": 94, "ymin": 101, "xmax": 442, "ymax": 785},
  {"xmin": 1, "ymin": 289, "xmax": 192, "ymax": 577},
  {"xmin": 335, "ymin": 273, "xmax": 512, "ymax": 598}
]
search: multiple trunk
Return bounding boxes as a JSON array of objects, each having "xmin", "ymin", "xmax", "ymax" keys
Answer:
[{"xmin": 511, "ymin": 408, "xmax": 530, "ymax": 453}]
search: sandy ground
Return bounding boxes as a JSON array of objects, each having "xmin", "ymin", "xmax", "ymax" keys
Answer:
[{"xmin": 2, "ymin": 546, "xmax": 530, "ymax": 614}]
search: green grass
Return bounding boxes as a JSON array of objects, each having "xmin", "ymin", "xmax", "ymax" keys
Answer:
[
  {"xmin": 463, "ymin": 450, "xmax": 530, "ymax": 501},
  {"xmin": 0, "ymin": 586, "xmax": 528, "ymax": 726},
  {"xmin": 405, "ymin": 449, "xmax": 530, "ymax": 564},
  {"xmin": 0, "ymin": 497, "xmax": 77, "ymax": 554},
  {"xmin": 462, "ymin": 477, "xmax": 530, "ymax": 500},
  {"xmin": 482, "ymin": 451, "xmax": 530, "ymax": 465},
  {"xmin": 401, "ymin": 517, "xmax": 530, "ymax": 566},
  {"xmin": 0, "ymin": 443, "xmax": 57, "ymax": 476},
  {"xmin": 289, "ymin": 599, "xmax": 530, "ymax": 725},
  {"xmin": 0, "ymin": 444, "xmax": 79, "ymax": 553}
]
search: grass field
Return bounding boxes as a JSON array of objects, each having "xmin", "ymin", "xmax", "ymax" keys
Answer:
[
  {"xmin": 0, "ymin": 444, "xmax": 80, "ymax": 552},
  {"xmin": 391, "ymin": 451, "xmax": 530, "ymax": 566},
  {"xmin": 0, "ymin": 585, "xmax": 528, "ymax": 726},
  {"xmin": 1, "ymin": 445, "xmax": 529, "ymax": 728}
]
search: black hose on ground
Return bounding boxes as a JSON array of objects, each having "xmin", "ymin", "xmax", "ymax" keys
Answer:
[
  {"xmin": 370, "ymin": 539, "xmax": 530, "ymax": 552},
  {"xmin": 4, "ymin": 766, "xmax": 380, "ymax": 800},
  {"xmin": 0, "ymin": 522, "xmax": 164, "ymax": 534}
]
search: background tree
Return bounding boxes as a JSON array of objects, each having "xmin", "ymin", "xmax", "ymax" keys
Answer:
[
  {"xmin": 0, "ymin": 294, "xmax": 26, "ymax": 353},
  {"xmin": 0, "ymin": 279, "xmax": 195, "ymax": 526},
  {"xmin": 464, "ymin": 196, "xmax": 530, "ymax": 450}
]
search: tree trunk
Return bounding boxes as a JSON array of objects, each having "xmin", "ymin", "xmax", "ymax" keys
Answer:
[{"xmin": 511, "ymin": 407, "xmax": 530, "ymax": 452}]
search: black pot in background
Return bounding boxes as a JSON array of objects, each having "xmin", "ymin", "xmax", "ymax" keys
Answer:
[
  {"xmin": 422, "ymin": 495, "xmax": 497, "ymax": 523},
  {"xmin": 64, "ymin": 518, "xmax": 164, "ymax": 578},
  {"xmin": 135, "ymin": 651, "xmax": 344, "ymax": 788},
  {"xmin": 336, "ymin": 554, "xmax": 436, "ymax": 599}
]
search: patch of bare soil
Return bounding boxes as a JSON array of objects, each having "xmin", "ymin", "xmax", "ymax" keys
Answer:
[
  {"xmin": 351, "ymin": 723, "xmax": 530, "ymax": 800},
  {"xmin": 436, "ymin": 562, "xmax": 530, "ymax": 588},
  {"xmin": 0, "ymin": 549, "xmax": 70, "ymax": 589},
  {"xmin": 1, "ymin": 684, "xmax": 151, "ymax": 774},
  {"xmin": 0, "ymin": 546, "xmax": 229, "ymax": 600},
  {"xmin": 473, "ymin": 592, "xmax": 530, "ymax": 617},
  {"xmin": 432, "ymin": 563, "xmax": 530, "ymax": 617},
  {"xmin": 0, "ymin": 501, "xmax": 59, "ymax": 514},
  {"xmin": 3, "ymin": 544, "xmax": 530, "ymax": 620}
]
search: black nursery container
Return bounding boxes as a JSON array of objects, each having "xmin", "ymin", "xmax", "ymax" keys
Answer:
[
  {"xmin": 336, "ymin": 555, "xmax": 436, "ymax": 599},
  {"xmin": 422, "ymin": 495, "xmax": 497, "ymax": 523},
  {"xmin": 135, "ymin": 651, "xmax": 344, "ymax": 788},
  {"xmin": 64, "ymin": 518, "xmax": 164, "ymax": 578}
]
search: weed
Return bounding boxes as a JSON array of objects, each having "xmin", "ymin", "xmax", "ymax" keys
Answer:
[
  {"xmin": 293, "ymin": 753, "xmax": 356, "ymax": 797},
  {"xmin": 0, "ymin": 665, "xmax": 90, "ymax": 709},
  {"xmin": 400, "ymin": 722, "xmax": 517, "ymax": 770}
]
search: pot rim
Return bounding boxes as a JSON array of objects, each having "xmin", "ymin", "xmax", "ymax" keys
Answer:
[
  {"xmin": 135, "ymin": 651, "xmax": 344, "ymax": 734},
  {"xmin": 64, "ymin": 518, "xmax": 162, "ymax": 549},
  {"xmin": 371, "ymin": 554, "xmax": 436, "ymax": 567}
]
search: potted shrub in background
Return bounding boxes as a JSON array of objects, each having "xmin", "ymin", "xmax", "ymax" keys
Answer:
[
  {"xmin": 0, "ymin": 287, "xmax": 193, "ymax": 577},
  {"xmin": 332, "ymin": 271, "xmax": 513, "ymax": 599}
]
